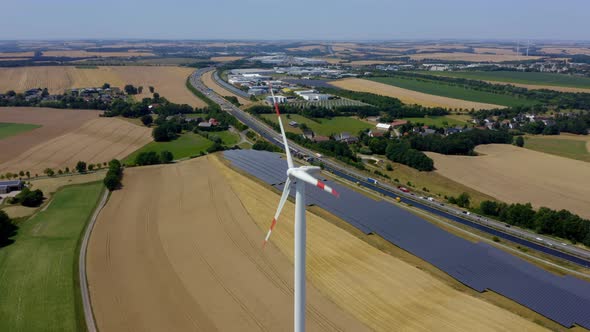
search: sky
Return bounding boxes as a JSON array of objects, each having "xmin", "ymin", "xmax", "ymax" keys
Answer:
[{"xmin": 1, "ymin": 0, "xmax": 589, "ymax": 41}]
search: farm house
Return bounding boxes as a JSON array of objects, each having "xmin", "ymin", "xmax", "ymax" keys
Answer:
[{"xmin": 0, "ymin": 180, "xmax": 24, "ymax": 194}]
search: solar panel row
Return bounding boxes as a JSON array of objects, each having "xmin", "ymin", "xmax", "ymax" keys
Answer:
[{"xmin": 223, "ymin": 150, "xmax": 590, "ymax": 329}]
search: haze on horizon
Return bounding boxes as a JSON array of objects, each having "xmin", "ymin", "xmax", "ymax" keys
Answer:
[{"xmin": 1, "ymin": 0, "xmax": 589, "ymax": 41}]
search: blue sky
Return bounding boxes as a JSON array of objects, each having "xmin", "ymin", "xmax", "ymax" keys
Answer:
[{"xmin": 1, "ymin": 0, "xmax": 588, "ymax": 40}]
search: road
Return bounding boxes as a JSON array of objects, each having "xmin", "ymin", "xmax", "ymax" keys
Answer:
[
  {"xmin": 79, "ymin": 188, "xmax": 109, "ymax": 332},
  {"xmin": 191, "ymin": 67, "xmax": 590, "ymax": 268}
]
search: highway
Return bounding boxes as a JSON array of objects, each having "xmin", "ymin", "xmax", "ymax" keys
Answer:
[{"xmin": 190, "ymin": 67, "xmax": 590, "ymax": 268}]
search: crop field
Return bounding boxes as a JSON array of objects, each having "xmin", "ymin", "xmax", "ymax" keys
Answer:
[
  {"xmin": 523, "ymin": 135, "xmax": 590, "ymax": 162},
  {"xmin": 123, "ymin": 132, "xmax": 213, "ymax": 164},
  {"xmin": 425, "ymin": 71, "xmax": 590, "ymax": 92},
  {"xmin": 0, "ymin": 109, "xmax": 151, "ymax": 175},
  {"xmin": 0, "ymin": 182, "xmax": 103, "ymax": 332},
  {"xmin": 288, "ymin": 98, "xmax": 368, "ymax": 109},
  {"xmin": 86, "ymin": 157, "xmax": 367, "ymax": 331},
  {"xmin": 400, "ymin": 115, "xmax": 468, "ymax": 127},
  {"xmin": 41, "ymin": 50, "xmax": 155, "ymax": 58},
  {"xmin": 407, "ymin": 52, "xmax": 542, "ymax": 62},
  {"xmin": 0, "ymin": 66, "xmax": 207, "ymax": 107},
  {"xmin": 215, "ymin": 155, "xmax": 546, "ymax": 331},
  {"xmin": 369, "ymin": 77, "xmax": 537, "ymax": 107},
  {"xmin": 329, "ymin": 78, "xmax": 503, "ymax": 110},
  {"xmin": 0, "ymin": 122, "xmax": 41, "ymax": 139},
  {"xmin": 209, "ymin": 56, "xmax": 245, "ymax": 62},
  {"xmin": 261, "ymin": 114, "xmax": 373, "ymax": 136},
  {"xmin": 201, "ymin": 69, "xmax": 251, "ymax": 105},
  {"xmin": 427, "ymin": 144, "xmax": 590, "ymax": 219}
]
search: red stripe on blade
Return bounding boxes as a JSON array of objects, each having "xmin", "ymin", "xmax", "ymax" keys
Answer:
[
  {"xmin": 316, "ymin": 181, "xmax": 325, "ymax": 190},
  {"xmin": 274, "ymin": 103, "xmax": 281, "ymax": 116},
  {"xmin": 270, "ymin": 218, "xmax": 277, "ymax": 230}
]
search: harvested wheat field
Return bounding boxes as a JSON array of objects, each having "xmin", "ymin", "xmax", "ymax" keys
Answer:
[
  {"xmin": 213, "ymin": 156, "xmax": 546, "ymax": 331},
  {"xmin": 427, "ymin": 144, "xmax": 590, "ymax": 219},
  {"xmin": 0, "ymin": 107, "xmax": 99, "ymax": 163},
  {"xmin": 330, "ymin": 78, "xmax": 502, "ymax": 110},
  {"xmin": 210, "ymin": 56, "xmax": 245, "ymax": 62},
  {"xmin": 0, "ymin": 66, "xmax": 207, "ymax": 107},
  {"xmin": 42, "ymin": 50, "xmax": 154, "ymax": 58},
  {"xmin": 201, "ymin": 69, "xmax": 251, "ymax": 105},
  {"xmin": 86, "ymin": 157, "xmax": 368, "ymax": 332},
  {"xmin": 483, "ymin": 80, "xmax": 590, "ymax": 93},
  {"xmin": 408, "ymin": 52, "xmax": 542, "ymax": 62},
  {"xmin": 0, "ymin": 114, "xmax": 151, "ymax": 175}
]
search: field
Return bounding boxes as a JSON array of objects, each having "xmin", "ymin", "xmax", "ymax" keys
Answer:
[
  {"xmin": 523, "ymin": 135, "xmax": 590, "ymax": 162},
  {"xmin": 261, "ymin": 114, "xmax": 373, "ymax": 136},
  {"xmin": 369, "ymin": 77, "xmax": 537, "ymax": 107},
  {"xmin": 425, "ymin": 71, "xmax": 590, "ymax": 92},
  {"xmin": 86, "ymin": 157, "xmax": 368, "ymax": 331},
  {"xmin": 0, "ymin": 108, "xmax": 152, "ymax": 175},
  {"xmin": 399, "ymin": 115, "xmax": 469, "ymax": 127},
  {"xmin": 209, "ymin": 130, "xmax": 240, "ymax": 145},
  {"xmin": 0, "ymin": 122, "xmax": 41, "ymax": 139},
  {"xmin": 0, "ymin": 66, "xmax": 207, "ymax": 107},
  {"xmin": 123, "ymin": 132, "xmax": 213, "ymax": 164},
  {"xmin": 214, "ymin": 155, "xmax": 546, "ymax": 331},
  {"xmin": 288, "ymin": 98, "xmax": 368, "ymax": 109},
  {"xmin": 407, "ymin": 52, "xmax": 542, "ymax": 62},
  {"xmin": 201, "ymin": 69, "xmax": 251, "ymax": 105},
  {"xmin": 1, "ymin": 171, "xmax": 106, "ymax": 218},
  {"xmin": 427, "ymin": 144, "xmax": 590, "ymax": 219},
  {"xmin": 0, "ymin": 182, "xmax": 104, "ymax": 332},
  {"xmin": 329, "ymin": 78, "xmax": 503, "ymax": 110},
  {"xmin": 41, "ymin": 50, "xmax": 154, "ymax": 58},
  {"xmin": 209, "ymin": 56, "xmax": 245, "ymax": 62}
]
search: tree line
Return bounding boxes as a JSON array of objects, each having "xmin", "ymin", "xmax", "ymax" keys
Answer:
[
  {"xmin": 408, "ymin": 129, "xmax": 513, "ymax": 155},
  {"xmin": 104, "ymin": 159, "xmax": 123, "ymax": 191},
  {"xmin": 479, "ymin": 200, "xmax": 590, "ymax": 246}
]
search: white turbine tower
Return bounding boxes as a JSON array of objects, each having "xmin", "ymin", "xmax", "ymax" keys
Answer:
[{"xmin": 263, "ymin": 84, "xmax": 339, "ymax": 332}]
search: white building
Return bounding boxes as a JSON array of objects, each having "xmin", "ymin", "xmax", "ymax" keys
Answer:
[
  {"xmin": 376, "ymin": 123, "xmax": 392, "ymax": 131},
  {"xmin": 265, "ymin": 95, "xmax": 288, "ymax": 104},
  {"xmin": 301, "ymin": 93, "xmax": 329, "ymax": 101}
]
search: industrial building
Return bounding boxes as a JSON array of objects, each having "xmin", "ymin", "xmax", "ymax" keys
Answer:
[{"xmin": 0, "ymin": 180, "xmax": 24, "ymax": 194}]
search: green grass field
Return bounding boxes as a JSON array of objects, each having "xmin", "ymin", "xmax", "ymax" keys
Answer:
[
  {"xmin": 524, "ymin": 136, "xmax": 590, "ymax": 162},
  {"xmin": 261, "ymin": 114, "xmax": 373, "ymax": 136},
  {"xmin": 0, "ymin": 122, "xmax": 41, "ymax": 140},
  {"xmin": 124, "ymin": 132, "xmax": 214, "ymax": 164},
  {"xmin": 0, "ymin": 182, "xmax": 104, "ymax": 332},
  {"xmin": 368, "ymin": 76, "xmax": 538, "ymax": 107},
  {"xmin": 423, "ymin": 71, "xmax": 590, "ymax": 89},
  {"xmin": 209, "ymin": 130, "xmax": 240, "ymax": 145},
  {"xmin": 400, "ymin": 116, "xmax": 468, "ymax": 127}
]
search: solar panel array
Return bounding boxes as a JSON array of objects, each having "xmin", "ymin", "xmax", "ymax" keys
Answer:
[{"xmin": 224, "ymin": 149, "xmax": 590, "ymax": 329}]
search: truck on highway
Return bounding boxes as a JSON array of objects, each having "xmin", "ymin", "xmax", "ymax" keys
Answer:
[{"xmin": 367, "ymin": 177, "xmax": 378, "ymax": 185}]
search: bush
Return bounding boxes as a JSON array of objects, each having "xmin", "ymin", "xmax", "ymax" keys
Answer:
[
  {"xmin": 514, "ymin": 136, "xmax": 524, "ymax": 147},
  {"xmin": 141, "ymin": 114, "xmax": 153, "ymax": 126},
  {"xmin": 11, "ymin": 187, "xmax": 44, "ymax": 207},
  {"xmin": 385, "ymin": 142, "xmax": 434, "ymax": 171},
  {"xmin": 76, "ymin": 161, "xmax": 87, "ymax": 173},
  {"xmin": 135, "ymin": 151, "xmax": 161, "ymax": 166},
  {"xmin": 160, "ymin": 151, "xmax": 174, "ymax": 163}
]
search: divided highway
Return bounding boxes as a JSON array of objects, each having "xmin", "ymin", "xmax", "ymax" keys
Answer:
[{"xmin": 191, "ymin": 68, "xmax": 590, "ymax": 268}]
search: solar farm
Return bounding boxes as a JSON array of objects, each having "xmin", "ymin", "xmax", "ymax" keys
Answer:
[
  {"xmin": 287, "ymin": 97, "xmax": 369, "ymax": 109},
  {"xmin": 224, "ymin": 149, "xmax": 590, "ymax": 330}
]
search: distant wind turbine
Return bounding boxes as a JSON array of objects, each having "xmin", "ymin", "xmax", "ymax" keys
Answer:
[{"xmin": 263, "ymin": 83, "xmax": 340, "ymax": 332}]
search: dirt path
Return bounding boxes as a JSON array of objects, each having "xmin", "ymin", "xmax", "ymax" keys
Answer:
[{"xmin": 87, "ymin": 157, "xmax": 367, "ymax": 331}]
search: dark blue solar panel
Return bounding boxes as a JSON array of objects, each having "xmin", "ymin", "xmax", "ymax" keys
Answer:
[{"xmin": 223, "ymin": 150, "xmax": 590, "ymax": 329}]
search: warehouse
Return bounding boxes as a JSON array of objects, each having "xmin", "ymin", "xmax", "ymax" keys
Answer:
[{"xmin": 0, "ymin": 180, "xmax": 24, "ymax": 194}]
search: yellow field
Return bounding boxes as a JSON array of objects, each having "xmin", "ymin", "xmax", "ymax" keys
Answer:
[
  {"xmin": 215, "ymin": 156, "xmax": 547, "ymax": 331},
  {"xmin": 0, "ymin": 52, "xmax": 34, "ymax": 58},
  {"xmin": 201, "ymin": 69, "xmax": 251, "ymax": 105},
  {"xmin": 348, "ymin": 60, "xmax": 404, "ymax": 66},
  {"xmin": 286, "ymin": 45, "xmax": 326, "ymax": 51},
  {"xmin": 427, "ymin": 144, "xmax": 590, "ymax": 219},
  {"xmin": 209, "ymin": 56, "xmax": 244, "ymax": 62},
  {"xmin": 330, "ymin": 78, "xmax": 503, "ymax": 110},
  {"xmin": 473, "ymin": 47, "xmax": 519, "ymax": 55},
  {"xmin": 408, "ymin": 52, "xmax": 542, "ymax": 62},
  {"xmin": 483, "ymin": 80, "xmax": 590, "ymax": 93},
  {"xmin": 0, "ymin": 66, "xmax": 207, "ymax": 107},
  {"xmin": 42, "ymin": 50, "xmax": 154, "ymax": 57},
  {"xmin": 0, "ymin": 117, "xmax": 152, "ymax": 176},
  {"xmin": 541, "ymin": 47, "xmax": 590, "ymax": 56}
]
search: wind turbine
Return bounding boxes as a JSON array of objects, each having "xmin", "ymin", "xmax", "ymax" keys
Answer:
[{"xmin": 263, "ymin": 84, "xmax": 339, "ymax": 332}]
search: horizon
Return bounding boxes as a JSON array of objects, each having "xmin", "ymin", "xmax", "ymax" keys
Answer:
[{"xmin": 2, "ymin": 0, "xmax": 589, "ymax": 40}]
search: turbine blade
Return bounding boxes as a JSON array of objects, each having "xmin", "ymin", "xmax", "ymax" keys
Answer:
[
  {"xmin": 269, "ymin": 82, "xmax": 294, "ymax": 169},
  {"xmin": 291, "ymin": 170, "xmax": 339, "ymax": 198},
  {"xmin": 263, "ymin": 177, "xmax": 292, "ymax": 248}
]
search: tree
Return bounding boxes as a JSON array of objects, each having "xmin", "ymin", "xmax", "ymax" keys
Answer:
[
  {"xmin": 135, "ymin": 151, "xmax": 161, "ymax": 166},
  {"xmin": 104, "ymin": 173, "xmax": 120, "ymax": 191},
  {"xmin": 124, "ymin": 84, "xmax": 138, "ymax": 95},
  {"xmin": 515, "ymin": 136, "xmax": 524, "ymax": 147},
  {"xmin": 141, "ymin": 114, "xmax": 153, "ymax": 126},
  {"xmin": 160, "ymin": 151, "xmax": 174, "ymax": 163},
  {"xmin": 25, "ymin": 171, "xmax": 30, "ymax": 179},
  {"xmin": 153, "ymin": 92, "xmax": 160, "ymax": 101},
  {"xmin": 0, "ymin": 210, "xmax": 16, "ymax": 245},
  {"xmin": 11, "ymin": 188, "xmax": 44, "ymax": 207},
  {"xmin": 138, "ymin": 86, "xmax": 143, "ymax": 94},
  {"xmin": 19, "ymin": 171, "xmax": 24, "ymax": 177},
  {"xmin": 44, "ymin": 168, "xmax": 55, "ymax": 177},
  {"xmin": 149, "ymin": 86, "xmax": 155, "ymax": 93},
  {"xmin": 386, "ymin": 163, "xmax": 393, "ymax": 171},
  {"xmin": 88, "ymin": 164, "xmax": 95, "ymax": 171},
  {"xmin": 76, "ymin": 161, "xmax": 87, "ymax": 173},
  {"xmin": 41, "ymin": 88, "xmax": 49, "ymax": 97},
  {"xmin": 152, "ymin": 126, "xmax": 171, "ymax": 142},
  {"xmin": 102, "ymin": 83, "xmax": 111, "ymax": 89}
]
